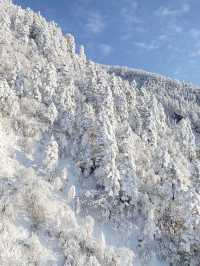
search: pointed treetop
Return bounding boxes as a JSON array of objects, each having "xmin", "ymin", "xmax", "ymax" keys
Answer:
[
  {"xmin": 79, "ymin": 45, "xmax": 86, "ymax": 62},
  {"xmin": 66, "ymin": 34, "xmax": 76, "ymax": 54}
]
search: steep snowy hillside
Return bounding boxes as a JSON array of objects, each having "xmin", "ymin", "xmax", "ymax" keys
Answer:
[{"xmin": 1, "ymin": 1, "xmax": 200, "ymax": 265}]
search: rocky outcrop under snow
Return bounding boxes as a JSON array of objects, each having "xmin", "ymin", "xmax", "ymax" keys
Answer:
[{"xmin": 1, "ymin": 1, "xmax": 200, "ymax": 265}]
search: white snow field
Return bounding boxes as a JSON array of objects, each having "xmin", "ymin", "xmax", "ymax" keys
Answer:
[{"xmin": 1, "ymin": 0, "xmax": 200, "ymax": 265}]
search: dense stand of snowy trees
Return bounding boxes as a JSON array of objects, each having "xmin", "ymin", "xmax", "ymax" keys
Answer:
[{"xmin": 1, "ymin": 0, "xmax": 200, "ymax": 265}]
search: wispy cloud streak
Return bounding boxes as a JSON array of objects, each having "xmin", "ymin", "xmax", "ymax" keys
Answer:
[
  {"xmin": 133, "ymin": 41, "xmax": 159, "ymax": 51},
  {"xmin": 86, "ymin": 13, "xmax": 105, "ymax": 34},
  {"xmin": 99, "ymin": 43, "xmax": 113, "ymax": 56},
  {"xmin": 155, "ymin": 3, "xmax": 190, "ymax": 17}
]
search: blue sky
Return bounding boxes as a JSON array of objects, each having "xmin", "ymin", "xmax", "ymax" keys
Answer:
[{"xmin": 14, "ymin": 0, "xmax": 200, "ymax": 85}]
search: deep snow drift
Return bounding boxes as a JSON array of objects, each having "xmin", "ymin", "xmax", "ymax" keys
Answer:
[{"xmin": 1, "ymin": 1, "xmax": 200, "ymax": 265}]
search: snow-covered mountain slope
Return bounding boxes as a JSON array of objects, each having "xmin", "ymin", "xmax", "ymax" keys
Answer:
[{"xmin": 1, "ymin": 1, "xmax": 200, "ymax": 265}]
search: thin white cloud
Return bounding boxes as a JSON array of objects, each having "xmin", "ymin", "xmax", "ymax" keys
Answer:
[
  {"xmin": 174, "ymin": 25, "xmax": 183, "ymax": 33},
  {"xmin": 120, "ymin": 0, "xmax": 145, "ymax": 40},
  {"xmin": 190, "ymin": 48, "xmax": 200, "ymax": 57},
  {"xmin": 121, "ymin": 1, "xmax": 142, "ymax": 24},
  {"xmin": 158, "ymin": 34, "xmax": 168, "ymax": 41},
  {"xmin": 133, "ymin": 41, "xmax": 159, "ymax": 51},
  {"xmin": 121, "ymin": 0, "xmax": 143, "ymax": 25},
  {"xmin": 155, "ymin": 22, "xmax": 183, "ymax": 49},
  {"xmin": 99, "ymin": 44, "xmax": 113, "ymax": 56},
  {"xmin": 173, "ymin": 67, "xmax": 183, "ymax": 76},
  {"xmin": 168, "ymin": 24, "xmax": 183, "ymax": 34},
  {"xmin": 155, "ymin": 3, "xmax": 190, "ymax": 17},
  {"xmin": 86, "ymin": 13, "xmax": 105, "ymax": 34},
  {"xmin": 189, "ymin": 28, "xmax": 200, "ymax": 39}
]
